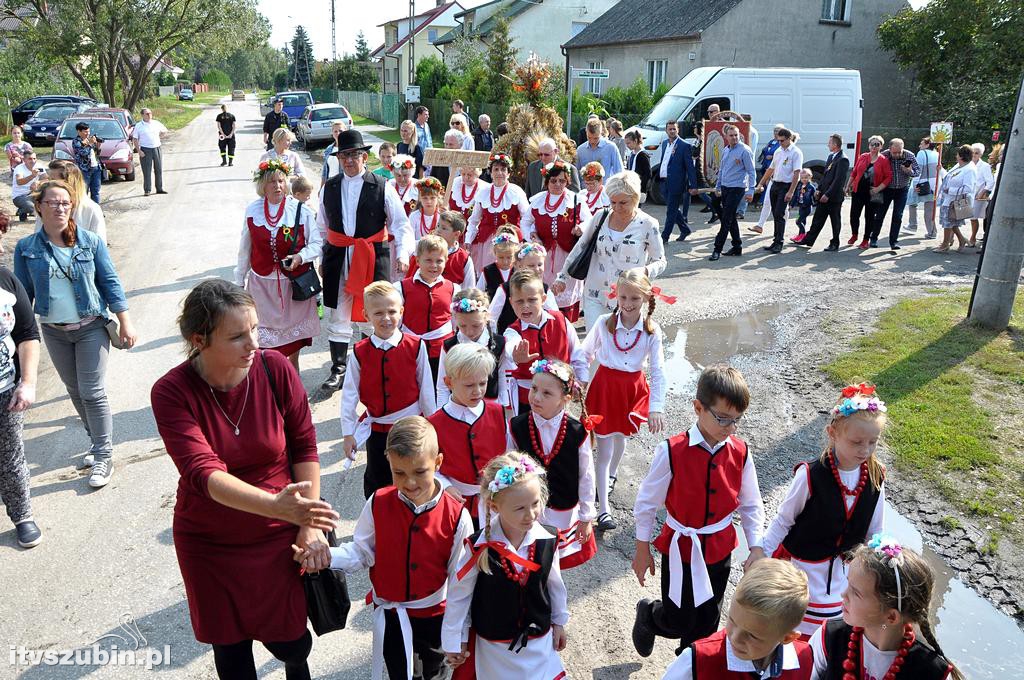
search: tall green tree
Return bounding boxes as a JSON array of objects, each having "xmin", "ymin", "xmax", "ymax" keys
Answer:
[
  {"xmin": 0, "ymin": 37, "xmax": 80, "ymax": 132},
  {"xmin": 217, "ymin": 44, "xmax": 287, "ymax": 89},
  {"xmin": 0, "ymin": 0, "xmax": 268, "ymax": 110},
  {"xmin": 313, "ymin": 56, "xmax": 380, "ymax": 92},
  {"xmin": 485, "ymin": 17, "xmax": 516, "ymax": 105},
  {"xmin": 416, "ymin": 56, "xmax": 451, "ymax": 99},
  {"xmin": 289, "ymin": 26, "xmax": 315, "ymax": 90},
  {"xmin": 354, "ymin": 31, "xmax": 371, "ymax": 61},
  {"xmin": 877, "ymin": 0, "xmax": 1023, "ymax": 128}
]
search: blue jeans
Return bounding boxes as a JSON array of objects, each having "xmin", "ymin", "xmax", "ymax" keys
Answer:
[
  {"xmin": 662, "ymin": 184, "xmax": 691, "ymax": 239},
  {"xmin": 83, "ymin": 166, "xmax": 102, "ymax": 204}
]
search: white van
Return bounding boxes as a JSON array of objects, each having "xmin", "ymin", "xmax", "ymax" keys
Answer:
[{"xmin": 628, "ymin": 67, "xmax": 862, "ymax": 204}]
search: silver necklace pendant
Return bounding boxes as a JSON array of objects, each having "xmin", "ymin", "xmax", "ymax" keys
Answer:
[{"xmin": 233, "ymin": 427, "xmax": 240, "ymax": 436}]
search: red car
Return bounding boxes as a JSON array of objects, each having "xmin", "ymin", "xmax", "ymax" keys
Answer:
[{"xmin": 53, "ymin": 114, "xmax": 136, "ymax": 181}]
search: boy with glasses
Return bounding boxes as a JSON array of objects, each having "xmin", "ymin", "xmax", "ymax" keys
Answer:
[{"xmin": 630, "ymin": 364, "xmax": 765, "ymax": 658}]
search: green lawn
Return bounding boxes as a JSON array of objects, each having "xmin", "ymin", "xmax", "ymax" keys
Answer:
[
  {"xmin": 823, "ymin": 288, "xmax": 1024, "ymax": 550},
  {"xmin": 351, "ymin": 115, "xmax": 402, "ymax": 145}
]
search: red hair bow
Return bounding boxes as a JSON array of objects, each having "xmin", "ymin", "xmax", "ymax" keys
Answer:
[
  {"xmin": 841, "ymin": 382, "xmax": 876, "ymax": 398},
  {"xmin": 650, "ymin": 287, "xmax": 678, "ymax": 305},
  {"xmin": 581, "ymin": 415, "xmax": 604, "ymax": 432}
]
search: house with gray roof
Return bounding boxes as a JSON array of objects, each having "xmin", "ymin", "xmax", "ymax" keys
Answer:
[{"xmin": 562, "ymin": 0, "xmax": 914, "ymax": 128}]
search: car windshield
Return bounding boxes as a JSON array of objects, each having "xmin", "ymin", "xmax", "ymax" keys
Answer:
[
  {"xmin": 281, "ymin": 94, "xmax": 312, "ymax": 107},
  {"xmin": 59, "ymin": 120, "xmax": 126, "ymax": 140},
  {"xmin": 311, "ymin": 107, "xmax": 346, "ymax": 122},
  {"xmin": 36, "ymin": 106, "xmax": 78, "ymax": 121},
  {"xmin": 638, "ymin": 95, "xmax": 693, "ymax": 130}
]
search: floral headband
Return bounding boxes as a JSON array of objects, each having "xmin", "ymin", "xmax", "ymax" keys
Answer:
[
  {"xmin": 416, "ymin": 177, "xmax": 444, "ymax": 194},
  {"xmin": 867, "ymin": 533, "xmax": 905, "ymax": 612},
  {"xmin": 540, "ymin": 159, "xmax": 569, "ymax": 178},
  {"xmin": 582, "ymin": 164, "xmax": 604, "ymax": 181},
  {"xmin": 834, "ymin": 383, "xmax": 887, "ymax": 417},
  {"xmin": 531, "ymin": 358, "xmax": 573, "ymax": 385},
  {"xmin": 451, "ymin": 298, "xmax": 488, "ymax": 314},
  {"xmin": 391, "ymin": 156, "xmax": 415, "ymax": 171},
  {"xmin": 492, "ymin": 233, "xmax": 519, "ymax": 246},
  {"xmin": 516, "ymin": 242, "xmax": 547, "ymax": 260},
  {"xmin": 489, "ymin": 152, "xmax": 512, "ymax": 167},
  {"xmin": 253, "ymin": 158, "xmax": 291, "ymax": 182},
  {"xmin": 487, "ymin": 457, "xmax": 543, "ymax": 494},
  {"xmin": 606, "ymin": 282, "xmax": 678, "ymax": 304}
]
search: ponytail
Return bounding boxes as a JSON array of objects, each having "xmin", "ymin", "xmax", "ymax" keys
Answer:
[
  {"xmin": 62, "ymin": 216, "xmax": 78, "ymax": 247},
  {"xmin": 576, "ymin": 380, "xmax": 596, "ymax": 448}
]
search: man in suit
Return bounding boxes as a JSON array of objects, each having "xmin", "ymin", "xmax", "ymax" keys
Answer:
[
  {"xmin": 526, "ymin": 137, "xmax": 581, "ymax": 198},
  {"xmin": 658, "ymin": 120, "xmax": 698, "ymax": 242},
  {"xmin": 798, "ymin": 133, "xmax": 850, "ymax": 251}
]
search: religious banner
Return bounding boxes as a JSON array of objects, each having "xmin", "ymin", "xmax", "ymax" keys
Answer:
[{"xmin": 701, "ymin": 119, "xmax": 751, "ymax": 188}]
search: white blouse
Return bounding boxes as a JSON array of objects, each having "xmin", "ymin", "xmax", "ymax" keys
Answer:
[
  {"xmin": 466, "ymin": 182, "xmax": 530, "ymax": 244},
  {"xmin": 389, "ymin": 178, "xmax": 419, "ymax": 209},
  {"xmin": 581, "ymin": 313, "xmax": 666, "ymax": 412},
  {"xmin": 259, "ymin": 148, "xmax": 305, "ymax": 177},
  {"xmin": 520, "ymin": 190, "xmax": 593, "ymax": 247},
  {"xmin": 938, "ymin": 163, "xmax": 978, "ymax": 207},
  {"xmin": 582, "ymin": 187, "xmax": 611, "ymax": 212},
  {"xmin": 450, "ymin": 176, "xmax": 490, "ymax": 213}
]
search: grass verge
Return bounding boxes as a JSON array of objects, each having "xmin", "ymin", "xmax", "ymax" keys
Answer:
[
  {"xmin": 132, "ymin": 90, "xmax": 229, "ymax": 131},
  {"xmin": 823, "ymin": 288, "xmax": 1024, "ymax": 547},
  {"xmin": 351, "ymin": 115, "xmax": 402, "ymax": 145}
]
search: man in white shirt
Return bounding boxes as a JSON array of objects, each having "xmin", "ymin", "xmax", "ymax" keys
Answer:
[
  {"xmin": 11, "ymin": 151, "xmax": 44, "ymax": 220},
  {"xmin": 131, "ymin": 108, "xmax": 169, "ymax": 196},
  {"xmin": 754, "ymin": 127, "xmax": 803, "ymax": 253}
]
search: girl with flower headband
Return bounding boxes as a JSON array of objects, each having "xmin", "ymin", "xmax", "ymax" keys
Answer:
[
  {"xmin": 388, "ymin": 154, "xmax": 420, "ymax": 217},
  {"xmin": 581, "ymin": 161, "xmax": 611, "ymax": 212},
  {"xmin": 410, "ymin": 177, "xmax": 445, "ymax": 241},
  {"xmin": 809, "ymin": 536, "xmax": 964, "ymax": 680},
  {"xmin": 580, "ymin": 268, "xmax": 669, "ymax": 532},
  {"xmin": 760, "ymin": 383, "xmax": 888, "ymax": 637},
  {"xmin": 507, "ymin": 358, "xmax": 599, "ymax": 569},
  {"xmin": 466, "ymin": 153, "xmax": 530, "ymax": 271},
  {"xmin": 449, "ymin": 165, "xmax": 490, "ymax": 227},
  {"xmin": 480, "ymin": 226, "xmax": 520, "ymax": 301},
  {"xmin": 435, "ymin": 288, "xmax": 507, "ymax": 406},
  {"xmin": 521, "ymin": 160, "xmax": 593, "ymax": 322},
  {"xmin": 442, "ymin": 452, "xmax": 569, "ymax": 679},
  {"xmin": 489, "ymin": 241, "xmax": 560, "ymax": 335}
]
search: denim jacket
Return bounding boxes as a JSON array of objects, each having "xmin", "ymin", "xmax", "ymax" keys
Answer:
[{"xmin": 13, "ymin": 227, "xmax": 128, "ymax": 318}]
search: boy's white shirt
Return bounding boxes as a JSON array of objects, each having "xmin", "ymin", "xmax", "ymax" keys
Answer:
[{"xmin": 662, "ymin": 635, "xmax": 804, "ymax": 680}]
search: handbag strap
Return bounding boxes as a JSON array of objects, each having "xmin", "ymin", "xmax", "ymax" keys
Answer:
[{"xmin": 43, "ymin": 240, "xmax": 75, "ymax": 282}]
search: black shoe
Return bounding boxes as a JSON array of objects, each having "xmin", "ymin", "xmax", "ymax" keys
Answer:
[
  {"xmin": 708, "ymin": 251, "xmax": 721, "ymax": 261},
  {"xmin": 596, "ymin": 512, "xmax": 617, "ymax": 531},
  {"xmin": 220, "ymin": 159, "xmax": 227, "ymax": 166},
  {"xmin": 675, "ymin": 231, "xmax": 691, "ymax": 242},
  {"xmin": 17, "ymin": 212, "xmax": 27, "ymax": 222},
  {"xmin": 824, "ymin": 244, "xmax": 839, "ymax": 251},
  {"xmin": 156, "ymin": 189, "xmax": 168, "ymax": 195},
  {"xmin": 228, "ymin": 160, "xmax": 233, "ymax": 166},
  {"xmin": 320, "ymin": 341, "xmax": 349, "ymax": 392},
  {"xmin": 723, "ymin": 247, "xmax": 742, "ymax": 256},
  {"xmin": 869, "ymin": 240, "xmax": 878, "ymax": 248},
  {"xmin": 16, "ymin": 520, "xmax": 42, "ymax": 548},
  {"xmin": 707, "ymin": 216, "xmax": 719, "ymax": 225},
  {"xmin": 632, "ymin": 599, "xmax": 657, "ymax": 658},
  {"xmin": 767, "ymin": 243, "xmax": 783, "ymax": 254},
  {"xmin": 699, "ymin": 206, "xmax": 712, "ymax": 213},
  {"xmin": 890, "ymin": 244, "xmax": 901, "ymax": 251}
]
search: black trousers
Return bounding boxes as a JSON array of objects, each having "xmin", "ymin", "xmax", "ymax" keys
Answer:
[
  {"xmin": 363, "ymin": 429, "xmax": 392, "ymax": 499},
  {"xmin": 874, "ymin": 186, "xmax": 909, "ymax": 246},
  {"xmin": 211, "ymin": 630, "xmax": 312, "ymax": 680},
  {"xmin": 712, "ymin": 187, "xmax": 745, "ymax": 252},
  {"xmin": 647, "ymin": 553, "xmax": 732, "ymax": 654},
  {"xmin": 769, "ymin": 183, "xmax": 790, "ymax": 246},
  {"xmin": 848, "ymin": 192, "xmax": 877, "ymax": 240},
  {"xmin": 803, "ymin": 197, "xmax": 845, "ymax": 248},
  {"xmin": 218, "ymin": 136, "xmax": 236, "ymax": 161},
  {"xmin": 382, "ymin": 610, "xmax": 447, "ymax": 680}
]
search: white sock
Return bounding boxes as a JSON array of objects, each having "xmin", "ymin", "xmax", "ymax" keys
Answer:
[
  {"xmin": 595, "ymin": 436, "xmax": 614, "ymax": 516},
  {"xmin": 608, "ymin": 434, "xmax": 627, "ymax": 479}
]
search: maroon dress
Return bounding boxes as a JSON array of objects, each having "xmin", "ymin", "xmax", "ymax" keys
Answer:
[{"xmin": 150, "ymin": 350, "xmax": 319, "ymax": 645}]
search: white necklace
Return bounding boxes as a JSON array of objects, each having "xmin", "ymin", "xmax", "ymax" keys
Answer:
[{"xmin": 209, "ymin": 375, "xmax": 249, "ymax": 436}]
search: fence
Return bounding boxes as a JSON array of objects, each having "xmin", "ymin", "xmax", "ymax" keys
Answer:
[{"xmin": 312, "ymin": 89, "xmax": 402, "ymax": 128}]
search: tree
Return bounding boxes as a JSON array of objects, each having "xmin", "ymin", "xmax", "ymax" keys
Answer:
[
  {"xmin": 485, "ymin": 17, "xmax": 516, "ymax": 105},
  {"xmin": 201, "ymin": 68, "xmax": 232, "ymax": 90},
  {"xmin": 354, "ymin": 31, "xmax": 371, "ymax": 61},
  {"xmin": 416, "ymin": 56, "xmax": 451, "ymax": 99},
  {"xmin": 313, "ymin": 56, "xmax": 380, "ymax": 92},
  {"xmin": 290, "ymin": 26, "xmax": 315, "ymax": 90},
  {"xmin": 0, "ymin": 37, "xmax": 80, "ymax": 134},
  {"xmin": 217, "ymin": 44, "xmax": 287, "ymax": 89},
  {"xmin": 877, "ymin": 0, "xmax": 1022, "ymax": 129},
  {"xmin": 0, "ymin": 0, "xmax": 268, "ymax": 110}
]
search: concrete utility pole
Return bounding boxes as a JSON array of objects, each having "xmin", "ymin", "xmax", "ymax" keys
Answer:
[
  {"xmin": 331, "ymin": 0, "xmax": 338, "ymax": 92},
  {"xmin": 969, "ymin": 77, "xmax": 1024, "ymax": 330},
  {"xmin": 408, "ymin": 0, "xmax": 416, "ymax": 89}
]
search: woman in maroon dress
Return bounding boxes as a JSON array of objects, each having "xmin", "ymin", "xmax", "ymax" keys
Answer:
[{"xmin": 151, "ymin": 279, "xmax": 337, "ymax": 680}]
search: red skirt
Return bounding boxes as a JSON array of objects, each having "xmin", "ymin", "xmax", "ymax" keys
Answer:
[
  {"xmin": 263, "ymin": 337, "xmax": 313, "ymax": 357},
  {"xmin": 585, "ymin": 366, "xmax": 650, "ymax": 436}
]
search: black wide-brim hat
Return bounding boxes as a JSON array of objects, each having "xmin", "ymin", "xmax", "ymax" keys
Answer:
[{"xmin": 333, "ymin": 129, "xmax": 372, "ymax": 154}]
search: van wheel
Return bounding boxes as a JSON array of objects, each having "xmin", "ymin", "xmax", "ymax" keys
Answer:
[{"xmin": 647, "ymin": 179, "xmax": 666, "ymax": 205}]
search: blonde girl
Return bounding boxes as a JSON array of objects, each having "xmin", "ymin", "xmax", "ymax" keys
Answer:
[
  {"xmin": 410, "ymin": 176, "xmax": 443, "ymax": 240},
  {"xmin": 435, "ymin": 288, "xmax": 507, "ymax": 405},
  {"xmin": 259, "ymin": 127, "xmax": 305, "ymax": 176},
  {"xmin": 508, "ymin": 359, "xmax": 598, "ymax": 569},
  {"xmin": 760, "ymin": 383, "xmax": 888, "ymax": 636},
  {"xmin": 397, "ymin": 119, "xmax": 424, "ymax": 178},
  {"xmin": 449, "ymin": 115, "xmax": 475, "ymax": 151},
  {"xmin": 580, "ymin": 269, "xmax": 668, "ymax": 531},
  {"xmin": 388, "ymin": 154, "xmax": 419, "ymax": 217},
  {"xmin": 449, "ymin": 165, "xmax": 490, "ymax": 226},
  {"xmin": 480, "ymin": 226, "xmax": 519, "ymax": 301},
  {"xmin": 442, "ymin": 453, "xmax": 569, "ymax": 678},
  {"xmin": 810, "ymin": 538, "xmax": 965, "ymax": 679}
]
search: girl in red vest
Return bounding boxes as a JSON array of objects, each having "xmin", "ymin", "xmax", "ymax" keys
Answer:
[
  {"xmin": 581, "ymin": 268, "xmax": 671, "ymax": 533},
  {"xmin": 443, "ymin": 453, "xmax": 569, "ymax": 680},
  {"xmin": 435, "ymin": 289, "xmax": 507, "ymax": 408},
  {"xmin": 397, "ymin": 234, "xmax": 460, "ymax": 384},
  {"xmin": 809, "ymin": 538, "xmax": 964, "ymax": 680},
  {"xmin": 480, "ymin": 228, "xmax": 519, "ymax": 302},
  {"xmin": 410, "ymin": 177, "xmax": 444, "ymax": 241},
  {"xmin": 508, "ymin": 358, "xmax": 597, "ymax": 569},
  {"xmin": 499, "ymin": 269, "xmax": 588, "ymax": 414},
  {"xmin": 466, "ymin": 153, "xmax": 530, "ymax": 272},
  {"xmin": 521, "ymin": 160, "xmax": 593, "ymax": 322},
  {"xmin": 449, "ymin": 166, "xmax": 490, "ymax": 227},
  {"xmin": 760, "ymin": 384, "xmax": 888, "ymax": 638},
  {"xmin": 663, "ymin": 559, "xmax": 814, "ymax": 679},
  {"xmin": 488, "ymin": 241, "xmax": 560, "ymax": 335}
]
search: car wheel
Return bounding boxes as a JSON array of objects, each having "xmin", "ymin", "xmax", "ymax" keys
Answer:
[
  {"xmin": 125, "ymin": 170, "xmax": 135, "ymax": 182},
  {"xmin": 647, "ymin": 178, "xmax": 666, "ymax": 205}
]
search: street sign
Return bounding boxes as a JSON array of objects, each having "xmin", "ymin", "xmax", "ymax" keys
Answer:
[
  {"xmin": 570, "ymin": 68, "xmax": 609, "ymax": 79},
  {"xmin": 404, "ymin": 85, "xmax": 421, "ymax": 102}
]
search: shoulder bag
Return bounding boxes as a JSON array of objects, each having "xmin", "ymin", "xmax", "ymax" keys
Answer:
[
  {"xmin": 950, "ymin": 188, "xmax": 973, "ymax": 221},
  {"xmin": 261, "ymin": 352, "xmax": 351, "ymax": 635},
  {"xmin": 566, "ymin": 208, "xmax": 609, "ymax": 281},
  {"xmin": 277, "ymin": 201, "xmax": 322, "ymax": 301},
  {"xmin": 46, "ymin": 240, "xmax": 127, "ymax": 350}
]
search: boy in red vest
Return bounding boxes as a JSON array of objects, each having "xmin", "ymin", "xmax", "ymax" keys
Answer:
[
  {"xmin": 662, "ymin": 558, "xmax": 813, "ymax": 679},
  {"xmin": 296, "ymin": 416, "xmax": 473, "ymax": 680},
  {"xmin": 397, "ymin": 234, "xmax": 460, "ymax": 385},
  {"xmin": 631, "ymin": 364, "xmax": 766, "ymax": 657},
  {"xmin": 408, "ymin": 210, "xmax": 476, "ymax": 288},
  {"xmin": 342, "ymin": 282, "xmax": 437, "ymax": 498}
]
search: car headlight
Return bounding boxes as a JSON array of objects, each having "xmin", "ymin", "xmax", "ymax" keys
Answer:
[
  {"xmin": 109, "ymin": 148, "xmax": 130, "ymax": 161},
  {"xmin": 53, "ymin": 149, "xmax": 73, "ymax": 160},
  {"xmin": 23, "ymin": 124, "xmax": 33, "ymax": 131}
]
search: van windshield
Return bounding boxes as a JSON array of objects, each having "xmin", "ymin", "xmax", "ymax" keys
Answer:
[
  {"xmin": 281, "ymin": 94, "xmax": 312, "ymax": 107},
  {"xmin": 638, "ymin": 95, "xmax": 693, "ymax": 130}
]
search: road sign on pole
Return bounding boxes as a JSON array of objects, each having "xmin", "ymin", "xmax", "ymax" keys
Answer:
[
  {"xmin": 570, "ymin": 68, "xmax": 610, "ymax": 79},
  {"xmin": 566, "ymin": 68, "xmax": 611, "ymax": 135}
]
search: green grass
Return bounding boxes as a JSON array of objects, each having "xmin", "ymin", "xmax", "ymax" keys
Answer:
[
  {"xmin": 351, "ymin": 115, "xmax": 402, "ymax": 145},
  {"xmin": 190, "ymin": 90, "xmax": 230, "ymax": 106},
  {"xmin": 823, "ymin": 288, "xmax": 1024, "ymax": 540},
  {"xmin": 132, "ymin": 95, "xmax": 206, "ymax": 131}
]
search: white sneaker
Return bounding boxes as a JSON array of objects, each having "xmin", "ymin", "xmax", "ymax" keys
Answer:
[{"xmin": 88, "ymin": 459, "xmax": 113, "ymax": 488}]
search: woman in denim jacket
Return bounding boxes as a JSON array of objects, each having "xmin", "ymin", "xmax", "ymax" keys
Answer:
[{"xmin": 13, "ymin": 180, "xmax": 138, "ymax": 489}]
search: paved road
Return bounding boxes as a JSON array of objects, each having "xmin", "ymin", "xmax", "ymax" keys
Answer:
[{"xmin": 2, "ymin": 95, "xmax": 990, "ymax": 679}]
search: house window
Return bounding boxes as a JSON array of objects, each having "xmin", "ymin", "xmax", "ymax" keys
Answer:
[
  {"xmin": 570, "ymin": 22, "xmax": 588, "ymax": 38},
  {"xmin": 586, "ymin": 60, "xmax": 603, "ymax": 95},
  {"xmin": 821, "ymin": 0, "xmax": 850, "ymax": 22},
  {"xmin": 428, "ymin": 28, "xmax": 438, "ymax": 43},
  {"xmin": 646, "ymin": 60, "xmax": 667, "ymax": 93}
]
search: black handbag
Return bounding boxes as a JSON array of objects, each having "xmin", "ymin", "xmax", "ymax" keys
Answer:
[
  {"xmin": 915, "ymin": 181, "xmax": 932, "ymax": 196},
  {"xmin": 276, "ymin": 202, "xmax": 322, "ymax": 301},
  {"xmin": 566, "ymin": 208, "xmax": 609, "ymax": 281},
  {"xmin": 261, "ymin": 352, "xmax": 351, "ymax": 635}
]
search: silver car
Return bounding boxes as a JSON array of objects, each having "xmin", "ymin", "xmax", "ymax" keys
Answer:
[{"xmin": 296, "ymin": 103, "xmax": 353, "ymax": 147}]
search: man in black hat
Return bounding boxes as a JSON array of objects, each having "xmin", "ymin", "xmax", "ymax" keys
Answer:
[
  {"xmin": 263, "ymin": 98, "xmax": 289, "ymax": 150},
  {"xmin": 315, "ymin": 130, "xmax": 412, "ymax": 391}
]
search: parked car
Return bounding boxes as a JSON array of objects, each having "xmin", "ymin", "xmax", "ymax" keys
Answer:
[
  {"xmin": 52, "ymin": 114, "xmax": 136, "ymax": 182},
  {"xmin": 273, "ymin": 91, "xmax": 314, "ymax": 130},
  {"xmin": 20, "ymin": 102, "xmax": 95, "ymax": 145},
  {"xmin": 178, "ymin": 88, "xmax": 194, "ymax": 101},
  {"xmin": 85, "ymin": 107, "xmax": 136, "ymax": 138},
  {"xmin": 10, "ymin": 95, "xmax": 95, "ymax": 127},
  {"xmin": 296, "ymin": 104, "xmax": 353, "ymax": 146},
  {"xmin": 231, "ymin": 89, "xmax": 246, "ymax": 101}
]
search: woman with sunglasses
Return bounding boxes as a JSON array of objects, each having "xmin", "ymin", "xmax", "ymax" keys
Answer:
[
  {"xmin": 13, "ymin": 180, "xmax": 137, "ymax": 490},
  {"xmin": 847, "ymin": 135, "xmax": 892, "ymax": 248}
]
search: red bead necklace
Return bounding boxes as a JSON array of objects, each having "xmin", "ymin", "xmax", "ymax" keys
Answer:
[
  {"xmin": 490, "ymin": 183, "xmax": 509, "ymax": 209},
  {"xmin": 497, "ymin": 542, "xmax": 537, "ymax": 586},
  {"xmin": 612, "ymin": 322, "xmax": 643, "ymax": 352},
  {"xmin": 461, "ymin": 180, "xmax": 479, "ymax": 205},
  {"xmin": 842, "ymin": 624, "xmax": 915, "ymax": 680},
  {"xmin": 264, "ymin": 196, "xmax": 286, "ymax": 227},
  {"xmin": 420, "ymin": 210, "xmax": 439, "ymax": 235},
  {"xmin": 528, "ymin": 412, "xmax": 568, "ymax": 466},
  {"xmin": 586, "ymin": 188, "xmax": 604, "ymax": 211},
  {"xmin": 543, "ymin": 190, "xmax": 566, "ymax": 214},
  {"xmin": 829, "ymin": 452, "xmax": 868, "ymax": 498},
  {"xmin": 396, "ymin": 182, "xmax": 411, "ymax": 200}
]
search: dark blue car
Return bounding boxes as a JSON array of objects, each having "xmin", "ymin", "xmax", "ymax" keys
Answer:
[
  {"xmin": 21, "ymin": 102, "xmax": 94, "ymax": 145},
  {"xmin": 275, "ymin": 91, "xmax": 314, "ymax": 130}
]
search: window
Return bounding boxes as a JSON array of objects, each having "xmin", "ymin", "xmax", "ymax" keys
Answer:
[
  {"xmin": 821, "ymin": 0, "xmax": 850, "ymax": 22},
  {"xmin": 428, "ymin": 28, "xmax": 438, "ymax": 43},
  {"xmin": 570, "ymin": 22, "xmax": 588, "ymax": 38},
  {"xmin": 646, "ymin": 60, "xmax": 667, "ymax": 93},
  {"xmin": 586, "ymin": 60, "xmax": 603, "ymax": 96}
]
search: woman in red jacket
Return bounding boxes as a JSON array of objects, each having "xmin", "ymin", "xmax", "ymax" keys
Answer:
[{"xmin": 847, "ymin": 135, "xmax": 892, "ymax": 249}]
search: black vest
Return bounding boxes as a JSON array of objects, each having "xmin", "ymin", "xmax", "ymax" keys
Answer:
[
  {"xmin": 442, "ymin": 333, "xmax": 506, "ymax": 400},
  {"xmin": 320, "ymin": 170, "xmax": 390, "ymax": 308},
  {"xmin": 481, "ymin": 263, "xmax": 505, "ymax": 301},
  {"xmin": 820, "ymin": 620, "xmax": 951, "ymax": 680},
  {"xmin": 782, "ymin": 459, "xmax": 883, "ymax": 562},
  {"xmin": 509, "ymin": 414, "xmax": 586, "ymax": 510},
  {"xmin": 470, "ymin": 529, "xmax": 556, "ymax": 648},
  {"xmin": 496, "ymin": 281, "xmax": 550, "ymax": 335}
]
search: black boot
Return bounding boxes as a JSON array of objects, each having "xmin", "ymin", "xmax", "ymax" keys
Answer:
[{"xmin": 320, "ymin": 341, "xmax": 348, "ymax": 391}]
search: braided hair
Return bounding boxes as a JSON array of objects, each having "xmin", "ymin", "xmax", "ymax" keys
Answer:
[{"xmin": 605, "ymin": 268, "xmax": 658, "ymax": 335}]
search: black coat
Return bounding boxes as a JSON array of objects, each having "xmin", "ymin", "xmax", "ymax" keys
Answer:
[
  {"xmin": 626, "ymin": 150, "xmax": 652, "ymax": 194},
  {"xmin": 818, "ymin": 152, "xmax": 850, "ymax": 202}
]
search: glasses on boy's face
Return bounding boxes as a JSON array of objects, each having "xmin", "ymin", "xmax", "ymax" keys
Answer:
[{"xmin": 701, "ymin": 402, "xmax": 742, "ymax": 427}]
